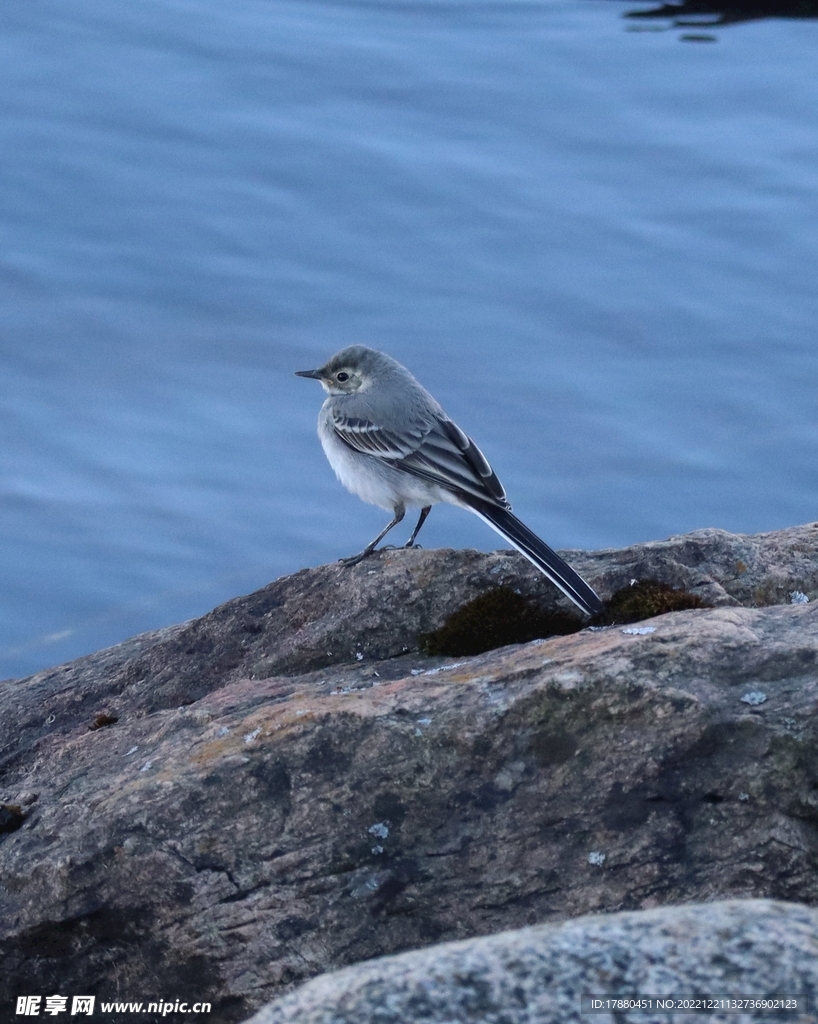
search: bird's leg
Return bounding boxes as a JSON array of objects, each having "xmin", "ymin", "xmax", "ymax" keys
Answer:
[
  {"xmin": 403, "ymin": 505, "xmax": 432, "ymax": 548},
  {"xmin": 340, "ymin": 505, "xmax": 405, "ymax": 566}
]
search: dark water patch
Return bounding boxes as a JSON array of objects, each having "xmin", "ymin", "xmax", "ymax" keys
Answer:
[{"xmin": 623, "ymin": 0, "xmax": 818, "ymax": 27}]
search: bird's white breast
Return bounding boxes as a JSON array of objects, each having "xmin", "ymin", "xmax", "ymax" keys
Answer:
[{"xmin": 318, "ymin": 407, "xmax": 448, "ymax": 512}]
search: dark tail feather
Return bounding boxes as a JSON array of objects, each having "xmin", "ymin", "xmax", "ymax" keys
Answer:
[{"xmin": 468, "ymin": 502, "xmax": 604, "ymax": 617}]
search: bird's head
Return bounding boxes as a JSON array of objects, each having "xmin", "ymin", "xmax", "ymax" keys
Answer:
[{"xmin": 295, "ymin": 345, "xmax": 383, "ymax": 395}]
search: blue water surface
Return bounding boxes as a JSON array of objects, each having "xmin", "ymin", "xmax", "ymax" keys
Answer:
[{"xmin": 1, "ymin": 0, "xmax": 817, "ymax": 678}]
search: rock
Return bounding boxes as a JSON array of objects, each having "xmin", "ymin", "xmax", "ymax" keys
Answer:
[
  {"xmin": 1, "ymin": 523, "xmax": 818, "ymax": 1023},
  {"xmin": 245, "ymin": 899, "xmax": 818, "ymax": 1024},
  {"xmin": 577, "ymin": 520, "xmax": 818, "ymax": 610}
]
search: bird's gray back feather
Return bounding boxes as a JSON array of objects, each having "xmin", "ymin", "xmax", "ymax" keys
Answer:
[{"xmin": 326, "ymin": 354, "xmax": 508, "ymax": 509}]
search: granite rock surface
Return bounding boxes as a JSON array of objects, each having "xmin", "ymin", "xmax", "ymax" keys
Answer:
[
  {"xmin": 246, "ymin": 899, "xmax": 818, "ymax": 1024},
  {"xmin": 1, "ymin": 523, "xmax": 817, "ymax": 1022}
]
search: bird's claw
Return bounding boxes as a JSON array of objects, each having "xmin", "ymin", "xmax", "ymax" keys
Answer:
[{"xmin": 339, "ymin": 552, "xmax": 367, "ymax": 567}]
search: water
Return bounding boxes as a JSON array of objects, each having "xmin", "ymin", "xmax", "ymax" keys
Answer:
[{"xmin": 1, "ymin": 0, "xmax": 817, "ymax": 680}]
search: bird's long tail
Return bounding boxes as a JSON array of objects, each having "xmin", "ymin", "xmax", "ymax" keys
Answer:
[{"xmin": 467, "ymin": 501, "xmax": 604, "ymax": 617}]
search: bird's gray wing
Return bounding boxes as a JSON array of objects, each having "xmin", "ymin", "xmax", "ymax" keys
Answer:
[{"xmin": 330, "ymin": 407, "xmax": 509, "ymax": 508}]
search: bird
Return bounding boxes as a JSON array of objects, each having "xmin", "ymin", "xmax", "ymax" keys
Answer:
[{"xmin": 295, "ymin": 345, "xmax": 603, "ymax": 617}]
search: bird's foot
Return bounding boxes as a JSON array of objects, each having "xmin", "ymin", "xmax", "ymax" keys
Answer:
[
  {"xmin": 338, "ymin": 551, "xmax": 369, "ymax": 567},
  {"xmin": 340, "ymin": 541, "xmax": 410, "ymax": 567},
  {"xmin": 339, "ymin": 545, "xmax": 392, "ymax": 567}
]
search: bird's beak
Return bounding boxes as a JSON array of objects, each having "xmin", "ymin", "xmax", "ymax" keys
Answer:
[{"xmin": 295, "ymin": 368, "xmax": 323, "ymax": 380}]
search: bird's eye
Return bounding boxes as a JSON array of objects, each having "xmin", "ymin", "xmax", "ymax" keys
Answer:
[{"xmin": 336, "ymin": 371, "xmax": 350, "ymax": 382}]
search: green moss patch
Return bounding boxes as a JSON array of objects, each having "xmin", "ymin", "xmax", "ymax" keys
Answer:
[
  {"xmin": 0, "ymin": 803, "xmax": 24, "ymax": 836},
  {"xmin": 600, "ymin": 579, "xmax": 710, "ymax": 625},
  {"xmin": 422, "ymin": 587, "xmax": 583, "ymax": 657}
]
